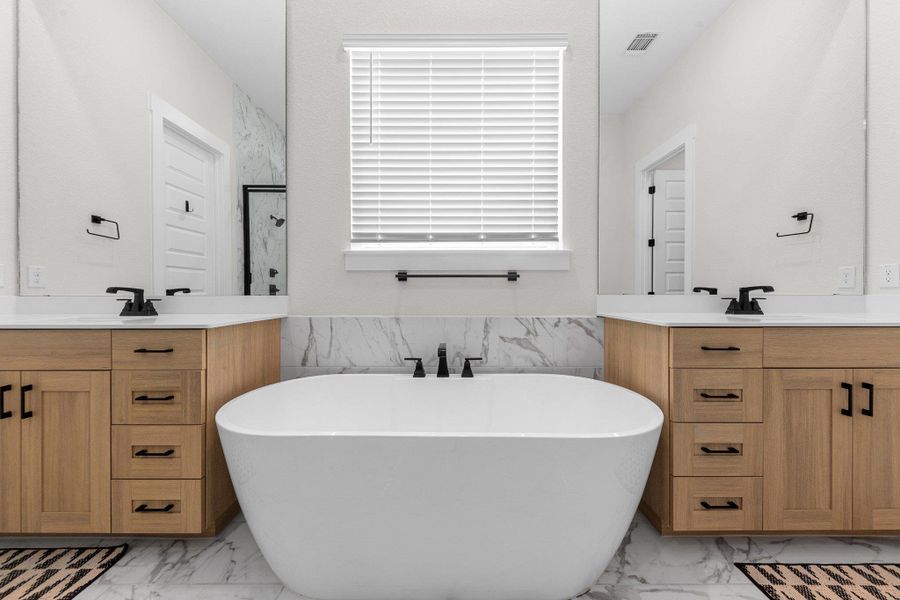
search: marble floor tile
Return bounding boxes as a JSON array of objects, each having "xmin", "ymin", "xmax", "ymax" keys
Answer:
[{"xmin": 586, "ymin": 585, "xmax": 765, "ymax": 599}]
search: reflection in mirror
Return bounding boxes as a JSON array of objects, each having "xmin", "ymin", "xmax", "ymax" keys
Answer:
[
  {"xmin": 242, "ymin": 185, "xmax": 287, "ymax": 296},
  {"xmin": 599, "ymin": 0, "xmax": 866, "ymax": 296},
  {"xmin": 18, "ymin": 0, "xmax": 286, "ymax": 296}
]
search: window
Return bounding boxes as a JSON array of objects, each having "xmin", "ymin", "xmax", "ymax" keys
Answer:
[{"xmin": 344, "ymin": 34, "xmax": 567, "ymax": 249}]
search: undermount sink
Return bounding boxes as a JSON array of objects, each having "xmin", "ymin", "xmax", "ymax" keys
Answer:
[
  {"xmin": 32, "ymin": 315, "xmax": 159, "ymax": 325},
  {"xmin": 725, "ymin": 313, "xmax": 851, "ymax": 324}
]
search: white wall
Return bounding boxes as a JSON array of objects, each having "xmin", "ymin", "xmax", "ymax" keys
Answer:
[
  {"xmin": 287, "ymin": 0, "xmax": 599, "ymax": 315},
  {"xmin": 600, "ymin": 0, "xmax": 867, "ymax": 295},
  {"xmin": 17, "ymin": 0, "xmax": 235, "ymax": 295},
  {"xmin": 0, "ymin": 0, "xmax": 16, "ymax": 295},
  {"xmin": 868, "ymin": 0, "xmax": 900, "ymax": 294}
]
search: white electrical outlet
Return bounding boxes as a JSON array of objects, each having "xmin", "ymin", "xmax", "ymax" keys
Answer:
[
  {"xmin": 838, "ymin": 266, "xmax": 856, "ymax": 289},
  {"xmin": 880, "ymin": 263, "xmax": 900, "ymax": 288},
  {"xmin": 27, "ymin": 265, "xmax": 46, "ymax": 289}
]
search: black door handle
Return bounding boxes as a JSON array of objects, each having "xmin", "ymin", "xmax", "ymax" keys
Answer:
[
  {"xmin": 0, "ymin": 384, "xmax": 12, "ymax": 419},
  {"xmin": 135, "ymin": 504, "xmax": 175, "ymax": 513},
  {"xmin": 861, "ymin": 382, "xmax": 874, "ymax": 417},
  {"xmin": 134, "ymin": 348, "xmax": 174, "ymax": 354},
  {"xmin": 20, "ymin": 384, "xmax": 33, "ymax": 419},
  {"xmin": 840, "ymin": 382, "xmax": 853, "ymax": 417},
  {"xmin": 134, "ymin": 449, "xmax": 175, "ymax": 457},
  {"xmin": 700, "ymin": 446, "xmax": 740, "ymax": 455},
  {"xmin": 699, "ymin": 392, "xmax": 740, "ymax": 400},
  {"xmin": 134, "ymin": 395, "xmax": 175, "ymax": 402},
  {"xmin": 700, "ymin": 346, "xmax": 741, "ymax": 352},
  {"xmin": 700, "ymin": 501, "xmax": 739, "ymax": 510}
]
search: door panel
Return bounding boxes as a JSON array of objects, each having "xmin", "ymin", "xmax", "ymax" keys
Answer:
[
  {"xmin": 0, "ymin": 372, "xmax": 21, "ymax": 533},
  {"xmin": 651, "ymin": 169, "xmax": 686, "ymax": 295},
  {"xmin": 21, "ymin": 371, "xmax": 110, "ymax": 533},
  {"xmin": 763, "ymin": 369, "xmax": 852, "ymax": 530},
  {"xmin": 853, "ymin": 369, "xmax": 900, "ymax": 530}
]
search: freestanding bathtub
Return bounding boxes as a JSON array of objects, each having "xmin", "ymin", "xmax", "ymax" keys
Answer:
[{"xmin": 217, "ymin": 374, "xmax": 662, "ymax": 600}]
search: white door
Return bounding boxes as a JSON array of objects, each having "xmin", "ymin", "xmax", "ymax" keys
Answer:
[
  {"xmin": 156, "ymin": 123, "xmax": 217, "ymax": 294},
  {"xmin": 651, "ymin": 169, "xmax": 686, "ymax": 295}
]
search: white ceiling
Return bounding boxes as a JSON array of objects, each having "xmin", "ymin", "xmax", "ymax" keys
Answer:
[
  {"xmin": 154, "ymin": 0, "xmax": 286, "ymax": 130},
  {"xmin": 601, "ymin": 0, "xmax": 737, "ymax": 115}
]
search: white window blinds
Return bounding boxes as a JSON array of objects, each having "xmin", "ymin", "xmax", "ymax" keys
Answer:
[{"xmin": 344, "ymin": 34, "xmax": 567, "ymax": 244}]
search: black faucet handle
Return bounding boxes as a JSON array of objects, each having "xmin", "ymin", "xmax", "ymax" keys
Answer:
[
  {"xmin": 461, "ymin": 357, "xmax": 483, "ymax": 378},
  {"xmin": 166, "ymin": 288, "xmax": 191, "ymax": 296},
  {"xmin": 693, "ymin": 287, "xmax": 718, "ymax": 295},
  {"xmin": 404, "ymin": 358, "xmax": 426, "ymax": 378}
]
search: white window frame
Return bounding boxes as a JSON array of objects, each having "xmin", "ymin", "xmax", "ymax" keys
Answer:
[{"xmin": 342, "ymin": 34, "xmax": 571, "ymax": 272}]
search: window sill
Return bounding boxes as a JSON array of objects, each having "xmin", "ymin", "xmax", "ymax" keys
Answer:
[{"xmin": 343, "ymin": 247, "xmax": 572, "ymax": 272}]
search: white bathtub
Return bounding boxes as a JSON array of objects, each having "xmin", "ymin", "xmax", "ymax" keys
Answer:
[{"xmin": 216, "ymin": 374, "xmax": 662, "ymax": 600}]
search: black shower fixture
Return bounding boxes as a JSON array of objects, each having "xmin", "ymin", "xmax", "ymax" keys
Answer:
[{"xmin": 270, "ymin": 215, "xmax": 285, "ymax": 227}]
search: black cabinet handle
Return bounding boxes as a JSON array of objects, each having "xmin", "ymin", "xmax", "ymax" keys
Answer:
[
  {"xmin": 0, "ymin": 384, "xmax": 12, "ymax": 419},
  {"xmin": 134, "ymin": 348, "xmax": 174, "ymax": 354},
  {"xmin": 700, "ymin": 346, "xmax": 741, "ymax": 352},
  {"xmin": 134, "ymin": 449, "xmax": 175, "ymax": 457},
  {"xmin": 861, "ymin": 382, "xmax": 874, "ymax": 417},
  {"xmin": 699, "ymin": 392, "xmax": 740, "ymax": 400},
  {"xmin": 20, "ymin": 385, "xmax": 33, "ymax": 419},
  {"xmin": 700, "ymin": 446, "xmax": 740, "ymax": 455},
  {"xmin": 700, "ymin": 500, "xmax": 739, "ymax": 510},
  {"xmin": 840, "ymin": 382, "xmax": 853, "ymax": 417},
  {"xmin": 134, "ymin": 395, "xmax": 175, "ymax": 402},
  {"xmin": 135, "ymin": 503, "xmax": 175, "ymax": 513}
]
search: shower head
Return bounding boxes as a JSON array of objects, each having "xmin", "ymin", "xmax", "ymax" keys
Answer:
[{"xmin": 270, "ymin": 215, "xmax": 285, "ymax": 227}]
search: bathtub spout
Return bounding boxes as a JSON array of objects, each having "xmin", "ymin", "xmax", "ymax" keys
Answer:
[{"xmin": 437, "ymin": 343, "xmax": 449, "ymax": 377}]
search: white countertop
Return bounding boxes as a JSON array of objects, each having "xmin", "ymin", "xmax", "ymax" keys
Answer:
[
  {"xmin": 596, "ymin": 294, "xmax": 900, "ymax": 327},
  {"xmin": 0, "ymin": 313, "xmax": 284, "ymax": 329}
]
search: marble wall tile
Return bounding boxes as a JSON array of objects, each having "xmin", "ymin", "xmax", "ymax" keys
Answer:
[
  {"xmin": 233, "ymin": 85, "xmax": 286, "ymax": 294},
  {"xmin": 280, "ymin": 316, "xmax": 604, "ymax": 378}
]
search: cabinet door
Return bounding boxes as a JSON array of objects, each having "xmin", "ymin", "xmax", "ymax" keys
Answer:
[
  {"xmin": 21, "ymin": 371, "xmax": 110, "ymax": 533},
  {"xmin": 0, "ymin": 372, "xmax": 21, "ymax": 533},
  {"xmin": 763, "ymin": 369, "xmax": 853, "ymax": 531},
  {"xmin": 854, "ymin": 370, "xmax": 900, "ymax": 530}
]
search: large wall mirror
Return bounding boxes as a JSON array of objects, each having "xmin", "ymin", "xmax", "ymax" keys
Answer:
[
  {"xmin": 17, "ymin": 0, "xmax": 286, "ymax": 296},
  {"xmin": 599, "ymin": 0, "xmax": 867, "ymax": 296}
]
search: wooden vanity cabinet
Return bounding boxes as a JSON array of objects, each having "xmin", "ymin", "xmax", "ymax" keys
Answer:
[
  {"xmin": 0, "ymin": 320, "xmax": 280, "ymax": 537},
  {"xmin": 605, "ymin": 320, "xmax": 900, "ymax": 536}
]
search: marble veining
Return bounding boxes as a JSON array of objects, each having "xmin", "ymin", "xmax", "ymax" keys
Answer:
[
  {"xmin": 280, "ymin": 316, "xmax": 604, "ymax": 379},
  {"xmin": 8, "ymin": 511, "xmax": 900, "ymax": 599},
  {"xmin": 233, "ymin": 85, "xmax": 286, "ymax": 295}
]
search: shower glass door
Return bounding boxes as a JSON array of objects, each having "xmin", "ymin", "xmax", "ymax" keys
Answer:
[{"xmin": 243, "ymin": 185, "xmax": 287, "ymax": 295}]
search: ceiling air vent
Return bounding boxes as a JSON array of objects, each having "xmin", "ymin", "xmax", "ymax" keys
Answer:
[{"xmin": 625, "ymin": 33, "xmax": 659, "ymax": 56}]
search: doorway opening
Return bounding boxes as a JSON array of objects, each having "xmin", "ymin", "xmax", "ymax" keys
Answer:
[{"xmin": 633, "ymin": 126, "xmax": 695, "ymax": 295}]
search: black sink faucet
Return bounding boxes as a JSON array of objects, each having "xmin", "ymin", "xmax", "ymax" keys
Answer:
[
  {"xmin": 106, "ymin": 287, "xmax": 160, "ymax": 317},
  {"xmin": 437, "ymin": 343, "xmax": 450, "ymax": 378},
  {"xmin": 725, "ymin": 286, "xmax": 774, "ymax": 315}
]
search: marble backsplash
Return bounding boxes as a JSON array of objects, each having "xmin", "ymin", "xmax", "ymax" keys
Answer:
[{"xmin": 281, "ymin": 316, "xmax": 604, "ymax": 380}]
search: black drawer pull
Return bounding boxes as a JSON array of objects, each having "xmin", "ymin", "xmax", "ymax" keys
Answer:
[
  {"xmin": 134, "ymin": 348, "xmax": 174, "ymax": 354},
  {"xmin": 20, "ymin": 385, "xmax": 33, "ymax": 419},
  {"xmin": 0, "ymin": 384, "xmax": 12, "ymax": 419},
  {"xmin": 135, "ymin": 503, "xmax": 175, "ymax": 513},
  {"xmin": 700, "ymin": 446, "xmax": 740, "ymax": 455},
  {"xmin": 699, "ymin": 392, "xmax": 740, "ymax": 400},
  {"xmin": 134, "ymin": 395, "xmax": 175, "ymax": 402},
  {"xmin": 700, "ymin": 346, "xmax": 741, "ymax": 352},
  {"xmin": 700, "ymin": 500, "xmax": 739, "ymax": 510},
  {"xmin": 861, "ymin": 382, "xmax": 874, "ymax": 417},
  {"xmin": 134, "ymin": 449, "xmax": 175, "ymax": 458},
  {"xmin": 840, "ymin": 382, "xmax": 853, "ymax": 417}
]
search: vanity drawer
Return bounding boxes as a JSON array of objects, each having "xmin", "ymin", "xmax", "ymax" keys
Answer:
[
  {"xmin": 765, "ymin": 328, "xmax": 900, "ymax": 368},
  {"xmin": 112, "ymin": 425, "xmax": 204, "ymax": 479},
  {"xmin": 112, "ymin": 330, "xmax": 206, "ymax": 370},
  {"xmin": 112, "ymin": 370, "xmax": 205, "ymax": 425},
  {"xmin": 673, "ymin": 477, "xmax": 762, "ymax": 532},
  {"xmin": 672, "ymin": 423, "xmax": 763, "ymax": 476},
  {"xmin": 0, "ymin": 330, "xmax": 111, "ymax": 370},
  {"xmin": 670, "ymin": 329, "xmax": 763, "ymax": 368},
  {"xmin": 671, "ymin": 369, "xmax": 763, "ymax": 422},
  {"xmin": 112, "ymin": 479, "xmax": 203, "ymax": 534}
]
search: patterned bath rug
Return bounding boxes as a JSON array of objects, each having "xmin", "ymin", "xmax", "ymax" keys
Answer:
[
  {"xmin": 0, "ymin": 545, "xmax": 127, "ymax": 600},
  {"xmin": 736, "ymin": 562, "xmax": 900, "ymax": 599}
]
